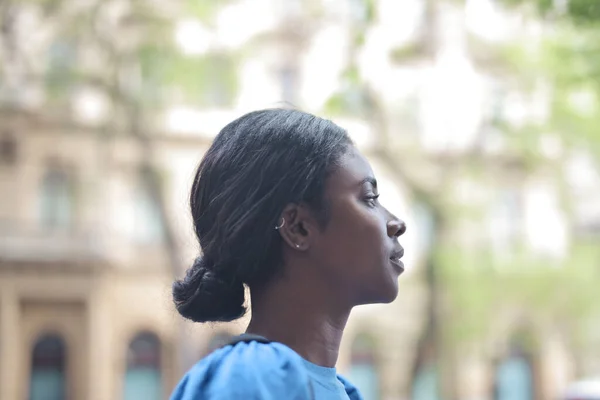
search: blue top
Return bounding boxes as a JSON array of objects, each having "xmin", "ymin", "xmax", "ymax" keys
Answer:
[{"xmin": 170, "ymin": 340, "xmax": 363, "ymax": 400}]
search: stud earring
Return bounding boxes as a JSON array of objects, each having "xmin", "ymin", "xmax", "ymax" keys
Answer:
[
  {"xmin": 275, "ymin": 218, "xmax": 285, "ymax": 230},
  {"xmin": 295, "ymin": 244, "xmax": 300, "ymax": 248}
]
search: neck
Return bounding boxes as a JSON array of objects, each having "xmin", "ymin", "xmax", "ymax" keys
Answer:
[{"xmin": 246, "ymin": 276, "xmax": 351, "ymax": 368}]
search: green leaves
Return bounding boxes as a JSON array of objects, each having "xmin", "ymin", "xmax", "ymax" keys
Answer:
[
  {"xmin": 2, "ymin": 0, "xmax": 241, "ymax": 113},
  {"xmin": 566, "ymin": 0, "xmax": 600, "ymax": 24},
  {"xmin": 501, "ymin": 0, "xmax": 600, "ymax": 24},
  {"xmin": 138, "ymin": 45, "xmax": 238, "ymax": 107},
  {"xmin": 323, "ymin": 66, "xmax": 367, "ymax": 116},
  {"xmin": 184, "ymin": 0, "xmax": 234, "ymax": 24}
]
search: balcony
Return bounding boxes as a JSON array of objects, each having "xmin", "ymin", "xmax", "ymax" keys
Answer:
[{"xmin": 0, "ymin": 220, "xmax": 104, "ymax": 267}]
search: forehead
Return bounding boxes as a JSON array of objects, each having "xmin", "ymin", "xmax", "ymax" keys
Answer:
[{"xmin": 327, "ymin": 148, "xmax": 375, "ymax": 193}]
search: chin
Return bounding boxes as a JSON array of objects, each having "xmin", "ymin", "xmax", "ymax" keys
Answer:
[
  {"xmin": 359, "ymin": 280, "xmax": 399, "ymax": 306},
  {"xmin": 379, "ymin": 283, "xmax": 399, "ymax": 304},
  {"xmin": 378, "ymin": 268, "xmax": 401, "ymax": 303}
]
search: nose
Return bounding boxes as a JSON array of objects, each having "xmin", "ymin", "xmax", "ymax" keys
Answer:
[{"xmin": 387, "ymin": 216, "xmax": 406, "ymax": 238}]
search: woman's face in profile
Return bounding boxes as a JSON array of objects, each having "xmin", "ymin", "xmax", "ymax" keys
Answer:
[{"xmin": 309, "ymin": 147, "xmax": 406, "ymax": 307}]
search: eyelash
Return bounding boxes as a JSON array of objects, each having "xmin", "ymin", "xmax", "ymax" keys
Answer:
[{"xmin": 365, "ymin": 194, "xmax": 380, "ymax": 207}]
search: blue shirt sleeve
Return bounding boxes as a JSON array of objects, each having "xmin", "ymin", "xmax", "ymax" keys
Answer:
[{"xmin": 170, "ymin": 341, "xmax": 313, "ymax": 400}]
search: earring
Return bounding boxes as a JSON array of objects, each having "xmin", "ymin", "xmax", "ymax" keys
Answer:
[
  {"xmin": 275, "ymin": 218, "xmax": 285, "ymax": 230},
  {"xmin": 295, "ymin": 244, "xmax": 300, "ymax": 248}
]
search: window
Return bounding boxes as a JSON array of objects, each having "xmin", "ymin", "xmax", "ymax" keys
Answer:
[
  {"xmin": 47, "ymin": 39, "xmax": 77, "ymax": 98},
  {"xmin": 204, "ymin": 54, "xmax": 237, "ymax": 107},
  {"xmin": 0, "ymin": 132, "xmax": 17, "ymax": 165},
  {"xmin": 48, "ymin": 40, "xmax": 76, "ymax": 70},
  {"xmin": 489, "ymin": 82, "xmax": 507, "ymax": 125},
  {"xmin": 348, "ymin": 0, "xmax": 371, "ymax": 24},
  {"xmin": 133, "ymin": 184, "xmax": 164, "ymax": 244},
  {"xmin": 39, "ymin": 167, "xmax": 73, "ymax": 230},
  {"xmin": 346, "ymin": 333, "xmax": 380, "ymax": 400},
  {"xmin": 124, "ymin": 332, "xmax": 162, "ymax": 400},
  {"xmin": 412, "ymin": 363, "xmax": 441, "ymax": 400},
  {"xmin": 30, "ymin": 334, "xmax": 66, "ymax": 400},
  {"xmin": 412, "ymin": 342, "xmax": 441, "ymax": 400},
  {"xmin": 494, "ymin": 348, "xmax": 534, "ymax": 400},
  {"xmin": 489, "ymin": 188, "xmax": 521, "ymax": 253}
]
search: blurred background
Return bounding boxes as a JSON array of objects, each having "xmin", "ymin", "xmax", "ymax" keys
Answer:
[{"xmin": 1, "ymin": 0, "xmax": 599, "ymax": 399}]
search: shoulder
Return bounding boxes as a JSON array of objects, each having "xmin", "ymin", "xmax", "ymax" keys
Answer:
[{"xmin": 170, "ymin": 341, "xmax": 312, "ymax": 400}]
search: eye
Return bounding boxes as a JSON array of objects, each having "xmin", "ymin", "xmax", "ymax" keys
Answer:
[{"xmin": 365, "ymin": 194, "xmax": 380, "ymax": 207}]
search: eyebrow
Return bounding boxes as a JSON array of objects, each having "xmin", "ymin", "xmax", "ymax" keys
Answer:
[{"xmin": 360, "ymin": 177, "xmax": 378, "ymax": 188}]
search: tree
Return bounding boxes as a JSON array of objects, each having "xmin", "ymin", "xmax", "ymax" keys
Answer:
[
  {"xmin": 325, "ymin": 0, "xmax": 600, "ymax": 396},
  {"xmin": 497, "ymin": 0, "xmax": 600, "ymax": 374}
]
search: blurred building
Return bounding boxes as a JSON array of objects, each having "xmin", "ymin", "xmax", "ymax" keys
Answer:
[
  {"xmin": 1, "ymin": 1, "xmax": 599, "ymax": 400},
  {"xmin": 0, "ymin": 109, "xmax": 193, "ymax": 399}
]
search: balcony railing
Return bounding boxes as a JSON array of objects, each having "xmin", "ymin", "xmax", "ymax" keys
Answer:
[
  {"xmin": 0, "ymin": 219, "xmax": 172, "ymax": 273},
  {"xmin": 0, "ymin": 220, "xmax": 103, "ymax": 265}
]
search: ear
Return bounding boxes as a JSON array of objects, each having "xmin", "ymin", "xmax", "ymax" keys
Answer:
[{"xmin": 277, "ymin": 203, "xmax": 318, "ymax": 251}]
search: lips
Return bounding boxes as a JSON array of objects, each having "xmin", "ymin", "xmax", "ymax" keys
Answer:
[
  {"xmin": 390, "ymin": 248, "xmax": 404, "ymax": 262},
  {"xmin": 389, "ymin": 248, "xmax": 405, "ymax": 272}
]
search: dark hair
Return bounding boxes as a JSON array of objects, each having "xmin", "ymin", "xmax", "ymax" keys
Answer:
[{"xmin": 172, "ymin": 109, "xmax": 352, "ymax": 323}]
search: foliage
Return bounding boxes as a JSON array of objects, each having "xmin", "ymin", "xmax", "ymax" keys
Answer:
[
  {"xmin": 502, "ymin": 0, "xmax": 600, "ymax": 23},
  {"xmin": 0, "ymin": 0, "xmax": 239, "ymax": 114},
  {"xmin": 437, "ymin": 235, "xmax": 600, "ymax": 345},
  {"xmin": 139, "ymin": 45, "xmax": 239, "ymax": 107},
  {"xmin": 496, "ymin": 0, "xmax": 600, "ymax": 160},
  {"xmin": 323, "ymin": 66, "xmax": 367, "ymax": 116},
  {"xmin": 184, "ymin": 0, "xmax": 234, "ymax": 24},
  {"xmin": 389, "ymin": 41, "xmax": 427, "ymax": 64}
]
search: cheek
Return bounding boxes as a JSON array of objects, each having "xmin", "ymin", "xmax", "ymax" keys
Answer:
[{"xmin": 325, "ymin": 205, "xmax": 387, "ymax": 269}]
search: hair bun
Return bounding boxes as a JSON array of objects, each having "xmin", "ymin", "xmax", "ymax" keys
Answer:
[{"xmin": 172, "ymin": 257, "xmax": 246, "ymax": 323}]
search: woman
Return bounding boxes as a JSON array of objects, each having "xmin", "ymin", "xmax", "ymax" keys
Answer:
[{"xmin": 171, "ymin": 109, "xmax": 406, "ymax": 399}]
